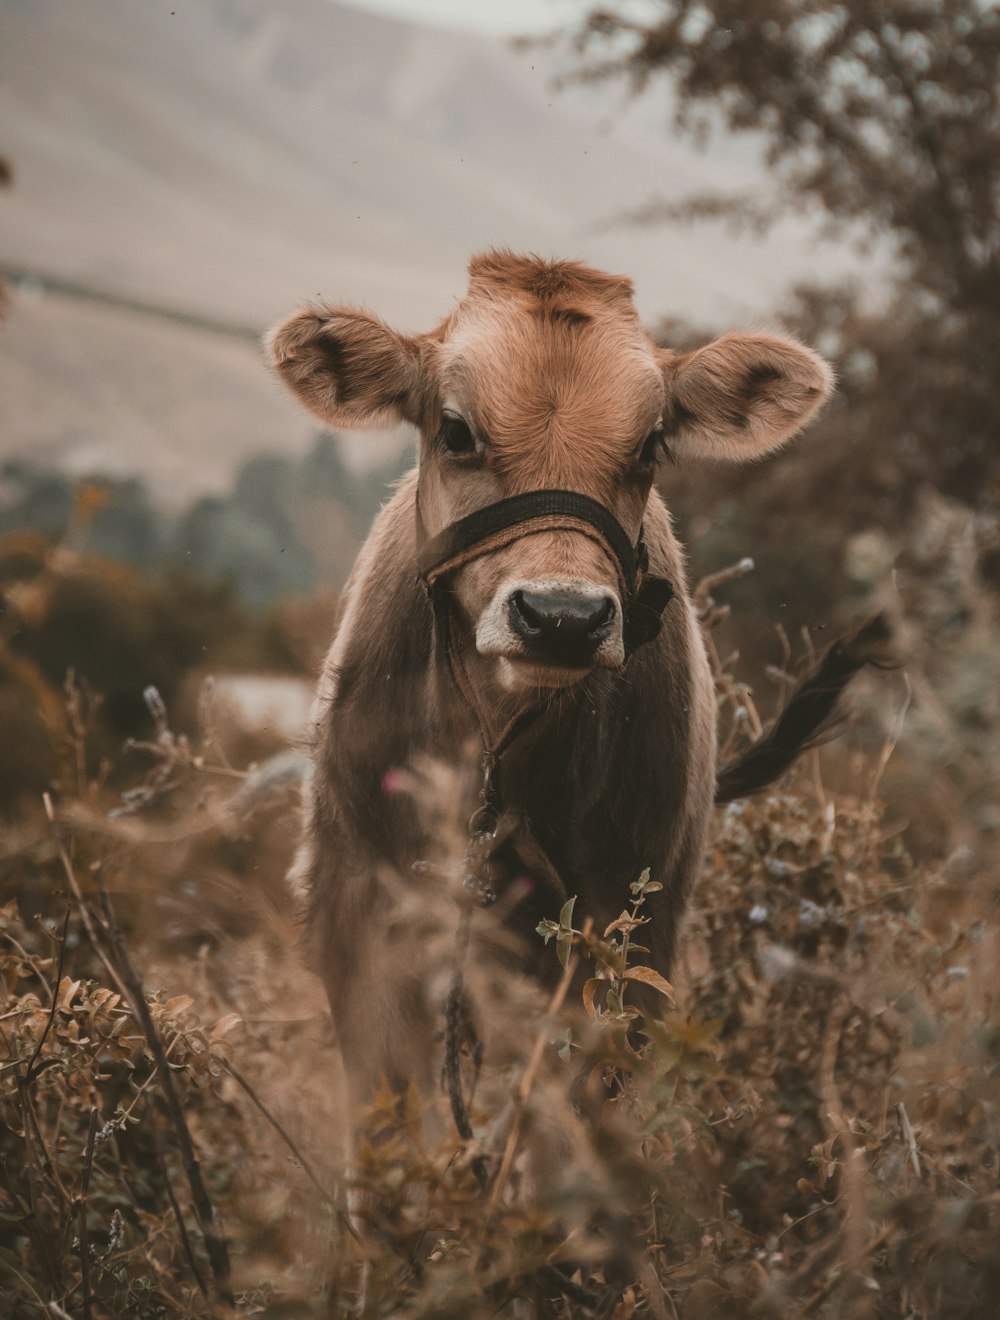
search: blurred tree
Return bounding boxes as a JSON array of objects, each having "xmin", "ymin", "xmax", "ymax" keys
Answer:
[
  {"xmin": 571, "ymin": 1, "xmax": 999, "ymax": 308},
  {"xmin": 0, "ymin": 464, "xmax": 166, "ymax": 568},
  {"xmin": 567, "ymin": 3, "xmax": 1000, "ymax": 847},
  {"xmin": 1, "ymin": 433, "xmax": 415, "ymax": 609},
  {"xmin": 0, "ymin": 532, "xmax": 306, "ymax": 806},
  {"xmin": 171, "ymin": 431, "xmax": 413, "ymax": 605},
  {"xmin": 568, "ymin": 0, "xmax": 1000, "ymax": 510}
]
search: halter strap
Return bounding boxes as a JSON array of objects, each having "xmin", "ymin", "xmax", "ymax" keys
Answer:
[
  {"xmin": 416, "ymin": 487, "xmax": 675, "ymax": 660},
  {"xmin": 418, "ymin": 489, "xmax": 641, "ymax": 596}
]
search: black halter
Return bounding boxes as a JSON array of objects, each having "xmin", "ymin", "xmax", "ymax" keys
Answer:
[{"xmin": 416, "ymin": 488, "xmax": 674, "ymax": 657}]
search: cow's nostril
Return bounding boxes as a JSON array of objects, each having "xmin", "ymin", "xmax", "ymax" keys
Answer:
[
  {"xmin": 511, "ymin": 590, "xmax": 543, "ymax": 633},
  {"xmin": 586, "ymin": 597, "xmax": 614, "ymax": 633},
  {"xmin": 509, "ymin": 589, "xmax": 616, "ymax": 657}
]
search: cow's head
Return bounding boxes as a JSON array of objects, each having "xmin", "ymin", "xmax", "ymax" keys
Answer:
[{"xmin": 268, "ymin": 251, "xmax": 832, "ymax": 692}]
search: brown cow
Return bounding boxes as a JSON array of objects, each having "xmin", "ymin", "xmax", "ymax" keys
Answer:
[{"xmin": 267, "ymin": 250, "xmax": 854, "ymax": 1142}]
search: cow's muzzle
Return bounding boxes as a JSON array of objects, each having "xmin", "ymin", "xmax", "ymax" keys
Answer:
[{"xmin": 416, "ymin": 488, "xmax": 675, "ymax": 662}]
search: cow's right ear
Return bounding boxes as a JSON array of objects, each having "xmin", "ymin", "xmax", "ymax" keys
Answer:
[{"xmin": 266, "ymin": 305, "xmax": 424, "ymax": 428}]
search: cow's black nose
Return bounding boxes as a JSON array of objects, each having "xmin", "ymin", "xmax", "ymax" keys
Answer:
[{"xmin": 509, "ymin": 589, "xmax": 616, "ymax": 662}]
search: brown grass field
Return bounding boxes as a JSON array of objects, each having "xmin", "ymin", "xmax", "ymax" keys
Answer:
[{"xmin": 0, "ymin": 523, "xmax": 996, "ymax": 1319}]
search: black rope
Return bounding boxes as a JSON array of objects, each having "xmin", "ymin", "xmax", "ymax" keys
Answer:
[{"xmin": 443, "ymin": 910, "xmax": 491, "ymax": 1192}]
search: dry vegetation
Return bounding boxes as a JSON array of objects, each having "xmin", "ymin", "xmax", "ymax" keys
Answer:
[
  {"xmin": 4, "ymin": 6, "xmax": 999, "ymax": 1316},
  {"xmin": 1, "ymin": 538, "xmax": 996, "ymax": 1319}
]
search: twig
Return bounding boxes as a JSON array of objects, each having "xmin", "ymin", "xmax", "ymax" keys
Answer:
[
  {"xmin": 816, "ymin": 996, "xmax": 874, "ymax": 1318},
  {"xmin": 196, "ymin": 676, "xmax": 235, "ymax": 771},
  {"xmin": 151, "ymin": 1123, "xmax": 208, "ymax": 1298},
  {"xmin": 24, "ymin": 907, "xmax": 71, "ymax": 1084},
  {"xmin": 2, "ymin": 1257, "xmax": 51, "ymax": 1313},
  {"xmin": 77, "ymin": 1107, "xmax": 98, "ymax": 1320},
  {"xmin": 0, "ymin": 1154, "xmax": 61, "ymax": 1293},
  {"xmin": 94, "ymin": 883, "xmax": 233, "ymax": 1303},
  {"xmin": 0, "ymin": 928, "xmax": 57, "ymax": 1006},
  {"xmin": 43, "ymin": 794, "xmax": 128, "ymax": 1001},
  {"xmin": 42, "ymin": 797, "xmax": 232, "ymax": 1304},
  {"xmin": 485, "ymin": 920, "xmax": 590, "ymax": 1219},
  {"xmin": 20, "ymin": 1076, "xmax": 71, "ymax": 1207},
  {"xmin": 774, "ymin": 622, "xmax": 792, "ymax": 711},
  {"xmin": 895, "ymin": 1102, "xmax": 921, "ymax": 1180},
  {"xmin": 639, "ymin": 1259, "xmax": 673, "ymax": 1320},
  {"xmin": 868, "ymin": 672, "xmax": 912, "ymax": 804},
  {"xmin": 795, "ymin": 1224, "xmax": 894, "ymax": 1317},
  {"xmin": 693, "ymin": 557, "xmax": 754, "ymax": 611},
  {"xmin": 214, "ymin": 1053, "xmax": 359, "ymax": 1241},
  {"xmin": 540, "ymin": 1263, "xmax": 604, "ymax": 1312}
]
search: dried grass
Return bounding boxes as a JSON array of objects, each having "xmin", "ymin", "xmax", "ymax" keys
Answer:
[{"xmin": 0, "ymin": 612, "xmax": 997, "ymax": 1319}]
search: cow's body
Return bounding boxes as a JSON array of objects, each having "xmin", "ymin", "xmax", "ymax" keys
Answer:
[
  {"xmin": 268, "ymin": 251, "xmax": 834, "ymax": 1125},
  {"xmin": 290, "ymin": 470, "xmax": 714, "ymax": 1109}
]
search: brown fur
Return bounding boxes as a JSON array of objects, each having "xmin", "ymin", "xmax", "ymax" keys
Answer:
[
  {"xmin": 267, "ymin": 250, "xmax": 833, "ymax": 1128},
  {"xmin": 660, "ymin": 333, "xmax": 833, "ymax": 462}
]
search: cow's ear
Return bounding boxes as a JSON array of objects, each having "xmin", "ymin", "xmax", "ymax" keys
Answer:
[
  {"xmin": 659, "ymin": 333, "xmax": 833, "ymax": 462},
  {"xmin": 266, "ymin": 305, "xmax": 425, "ymax": 428}
]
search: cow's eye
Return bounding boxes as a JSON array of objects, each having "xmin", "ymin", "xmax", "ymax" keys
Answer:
[
  {"xmin": 639, "ymin": 429, "xmax": 670, "ymax": 466},
  {"xmin": 438, "ymin": 414, "xmax": 477, "ymax": 456}
]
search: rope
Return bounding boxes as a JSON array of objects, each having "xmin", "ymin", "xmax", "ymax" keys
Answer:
[{"xmin": 443, "ymin": 907, "xmax": 491, "ymax": 1192}]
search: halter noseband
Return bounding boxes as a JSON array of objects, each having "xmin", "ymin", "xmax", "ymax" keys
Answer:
[{"xmin": 416, "ymin": 488, "xmax": 674, "ymax": 657}]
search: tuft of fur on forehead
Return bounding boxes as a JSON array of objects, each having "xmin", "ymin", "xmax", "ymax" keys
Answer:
[
  {"xmin": 435, "ymin": 253, "xmax": 661, "ymax": 493},
  {"xmin": 443, "ymin": 259, "xmax": 662, "ymax": 493},
  {"xmin": 467, "ymin": 249, "xmax": 636, "ymax": 312}
]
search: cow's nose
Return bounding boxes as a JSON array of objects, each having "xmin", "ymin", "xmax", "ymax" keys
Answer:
[{"xmin": 509, "ymin": 589, "xmax": 616, "ymax": 661}]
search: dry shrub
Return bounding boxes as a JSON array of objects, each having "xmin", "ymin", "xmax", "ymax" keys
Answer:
[{"xmin": 0, "ymin": 599, "xmax": 998, "ymax": 1318}]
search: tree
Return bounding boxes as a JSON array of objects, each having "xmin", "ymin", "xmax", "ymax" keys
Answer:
[{"xmin": 567, "ymin": 0, "xmax": 1000, "ymax": 509}]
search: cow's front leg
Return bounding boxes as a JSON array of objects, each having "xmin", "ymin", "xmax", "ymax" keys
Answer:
[{"xmin": 313, "ymin": 876, "xmax": 452, "ymax": 1195}]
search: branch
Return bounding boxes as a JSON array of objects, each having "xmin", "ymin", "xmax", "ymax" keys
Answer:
[{"xmin": 95, "ymin": 883, "xmax": 233, "ymax": 1303}]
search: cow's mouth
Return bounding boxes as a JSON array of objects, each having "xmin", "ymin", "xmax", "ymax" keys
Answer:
[{"xmin": 497, "ymin": 656, "xmax": 593, "ymax": 691}]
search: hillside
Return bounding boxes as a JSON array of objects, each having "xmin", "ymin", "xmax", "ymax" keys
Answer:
[{"xmin": 0, "ymin": 0, "xmax": 863, "ymax": 500}]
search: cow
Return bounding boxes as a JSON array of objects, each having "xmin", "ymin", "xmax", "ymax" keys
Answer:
[{"xmin": 267, "ymin": 250, "xmax": 876, "ymax": 1151}]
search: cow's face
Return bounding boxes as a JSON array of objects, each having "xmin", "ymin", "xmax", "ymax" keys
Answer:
[{"xmin": 269, "ymin": 251, "xmax": 832, "ymax": 693}]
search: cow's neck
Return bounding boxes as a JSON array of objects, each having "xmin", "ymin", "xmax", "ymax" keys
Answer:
[{"xmin": 437, "ymin": 609, "xmax": 630, "ymax": 843}]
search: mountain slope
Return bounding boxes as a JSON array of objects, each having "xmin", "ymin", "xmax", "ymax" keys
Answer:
[{"xmin": 0, "ymin": 0, "xmax": 861, "ymax": 498}]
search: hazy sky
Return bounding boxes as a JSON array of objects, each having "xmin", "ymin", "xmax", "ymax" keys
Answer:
[{"xmin": 342, "ymin": 0, "xmax": 583, "ymax": 36}]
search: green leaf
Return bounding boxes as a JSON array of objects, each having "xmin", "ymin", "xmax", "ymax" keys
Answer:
[
  {"xmin": 558, "ymin": 895, "xmax": 577, "ymax": 932},
  {"xmin": 630, "ymin": 868, "xmax": 651, "ymax": 895},
  {"xmin": 556, "ymin": 932, "xmax": 573, "ymax": 969}
]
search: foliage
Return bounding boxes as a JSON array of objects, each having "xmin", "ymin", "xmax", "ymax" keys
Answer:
[
  {"xmin": 0, "ymin": 526, "xmax": 310, "ymax": 810},
  {"xmin": 0, "ymin": 585, "xmax": 996, "ymax": 1317},
  {"xmin": 568, "ymin": 0, "xmax": 1000, "ymax": 307},
  {"xmin": 0, "ymin": 432, "xmax": 413, "ymax": 608},
  {"xmin": 565, "ymin": 0, "xmax": 1000, "ymax": 510}
]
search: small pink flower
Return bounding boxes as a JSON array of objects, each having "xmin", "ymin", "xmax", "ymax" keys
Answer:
[{"xmin": 381, "ymin": 767, "xmax": 403, "ymax": 795}]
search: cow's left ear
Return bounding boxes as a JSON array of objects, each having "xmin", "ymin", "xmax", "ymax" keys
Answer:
[
  {"xmin": 267, "ymin": 305, "xmax": 425, "ymax": 429},
  {"xmin": 658, "ymin": 333, "xmax": 833, "ymax": 462}
]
